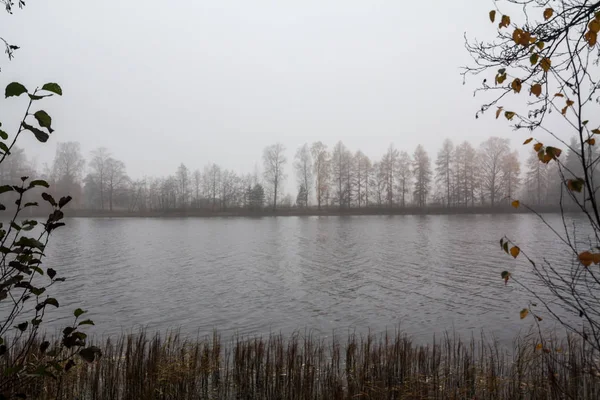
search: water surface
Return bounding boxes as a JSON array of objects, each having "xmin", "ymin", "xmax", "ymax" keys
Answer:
[{"xmin": 24, "ymin": 214, "xmax": 587, "ymax": 344}]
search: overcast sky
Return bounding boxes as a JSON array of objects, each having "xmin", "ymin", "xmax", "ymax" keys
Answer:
[{"xmin": 1, "ymin": 0, "xmax": 557, "ymax": 193}]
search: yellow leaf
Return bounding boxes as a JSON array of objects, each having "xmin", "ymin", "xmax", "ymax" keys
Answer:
[
  {"xmin": 590, "ymin": 19, "xmax": 600, "ymax": 34},
  {"xmin": 588, "ymin": 138, "xmax": 596, "ymax": 146},
  {"xmin": 489, "ymin": 10, "xmax": 496, "ymax": 23},
  {"xmin": 512, "ymin": 29, "xmax": 530, "ymax": 46},
  {"xmin": 536, "ymin": 343, "xmax": 543, "ymax": 351},
  {"xmin": 499, "ymin": 15, "xmax": 511, "ymax": 29},
  {"xmin": 520, "ymin": 308, "xmax": 529, "ymax": 319},
  {"xmin": 511, "ymin": 200, "xmax": 520, "ymax": 208},
  {"xmin": 519, "ymin": 31, "xmax": 531, "ymax": 46},
  {"xmin": 542, "ymin": 153, "xmax": 553, "ymax": 163},
  {"xmin": 536, "ymin": 41, "xmax": 545, "ymax": 50},
  {"xmin": 496, "ymin": 73, "xmax": 507, "ymax": 84},
  {"xmin": 540, "ymin": 58, "xmax": 551, "ymax": 72},
  {"xmin": 543, "ymin": 8, "xmax": 553, "ymax": 20},
  {"xmin": 554, "ymin": 93, "xmax": 564, "ymax": 97},
  {"xmin": 546, "ymin": 146, "xmax": 562, "ymax": 159},
  {"xmin": 585, "ymin": 30, "xmax": 597, "ymax": 47},
  {"xmin": 593, "ymin": 253, "xmax": 600, "ymax": 265},
  {"xmin": 505, "ymin": 111, "xmax": 516, "ymax": 120},
  {"xmin": 533, "ymin": 143, "xmax": 543, "ymax": 152},
  {"xmin": 495, "ymin": 107, "xmax": 503, "ymax": 119},
  {"xmin": 530, "ymin": 53, "xmax": 539, "ymax": 65},
  {"xmin": 530, "ymin": 83, "xmax": 542, "ymax": 97},
  {"xmin": 592, "ymin": 128, "xmax": 600, "ymax": 134},
  {"xmin": 562, "ymin": 100, "xmax": 574, "ymax": 115},
  {"xmin": 510, "ymin": 246, "xmax": 520, "ymax": 258},
  {"xmin": 512, "ymin": 28, "xmax": 523, "ymax": 44},
  {"xmin": 579, "ymin": 251, "xmax": 594, "ymax": 267},
  {"xmin": 511, "ymin": 78, "xmax": 522, "ymax": 93},
  {"xmin": 523, "ymin": 138, "xmax": 533, "ymax": 145}
]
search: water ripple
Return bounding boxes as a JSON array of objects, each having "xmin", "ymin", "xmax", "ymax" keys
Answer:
[{"xmin": 2, "ymin": 214, "xmax": 586, "ymax": 346}]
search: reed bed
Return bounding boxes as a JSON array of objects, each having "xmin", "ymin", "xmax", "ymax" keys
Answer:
[{"xmin": 6, "ymin": 330, "xmax": 600, "ymax": 399}]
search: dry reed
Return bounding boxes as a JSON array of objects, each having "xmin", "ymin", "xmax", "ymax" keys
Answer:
[{"xmin": 5, "ymin": 330, "xmax": 600, "ymax": 399}]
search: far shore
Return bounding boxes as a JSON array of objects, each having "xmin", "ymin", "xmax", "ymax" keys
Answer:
[{"xmin": 42, "ymin": 204, "xmax": 583, "ymax": 218}]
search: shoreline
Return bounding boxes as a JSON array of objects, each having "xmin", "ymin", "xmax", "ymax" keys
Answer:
[{"xmin": 57, "ymin": 204, "xmax": 580, "ymax": 218}]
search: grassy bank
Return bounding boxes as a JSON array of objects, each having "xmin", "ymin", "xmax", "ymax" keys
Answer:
[{"xmin": 6, "ymin": 330, "xmax": 600, "ymax": 399}]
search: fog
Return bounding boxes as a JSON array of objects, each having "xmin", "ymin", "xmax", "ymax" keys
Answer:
[
  {"xmin": 1, "ymin": 0, "xmax": 553, "ymax": 193},
  {"xmin": 3, "ymin": 3, "xmax": 600, "ymax": 396}
]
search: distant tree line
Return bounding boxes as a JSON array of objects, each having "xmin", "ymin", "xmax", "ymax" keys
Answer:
[{"xmin": 0, "ymin": 137, "xmax": 592, "ymax": 212}]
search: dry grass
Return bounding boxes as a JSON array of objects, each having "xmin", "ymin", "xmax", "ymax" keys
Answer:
[{"xmin": 6, "ymin": 330, "xmax": 600, "ymax": 399}]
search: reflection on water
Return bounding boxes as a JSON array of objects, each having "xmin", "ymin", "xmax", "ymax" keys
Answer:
[{"xmin": 10, "ymin": 214, "xmax": 588, "ymax": 344}]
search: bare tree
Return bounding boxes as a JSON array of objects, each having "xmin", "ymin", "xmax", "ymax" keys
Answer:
[
  {"xmin": 89, "ymin": 147, "xmax": 110, "ymax": 210},
  {"xmin": 176, "ymin": 163, "xmax": 190, "ymax": 208},
  {"xmin": 105, "ymin": 157, "xmax": 128, "ymax": 212},
  {"xmin": 412, "ymin": 145, "xmax": 431, "ymax": 207},
  {"xmin": 239, "ymin": 173, "xmax": 253, "ymax": 208},
  {"xmin": 311, "ymin": 141, "xmax": 330, "ymax": 210},
  {"xmin": 296, "ymin": 184, "xmax": 308, "ymax": 208},
  {"xmin": 263, "ymin": 143, "xmax": 287, "ymax": 210},
  {"xmin": 51, "ymin": 141, "xmax": 85, "ymax": 207},
  {"xmin": 51, "ymin": 142, "xmax": 85, "ymax": 184},
  {"xmin": 220, "ymin": 169, "xmax": 240, "ymax": 210},
  {"xmin": 479, "ymin": 137, "xmax": 510, "ymax": 206},
  {"xmin": 294, "ymin": 143, "xmax": 313, "ymax": 208},
  {"xmin": 501, "ymin": 150, "xmax": 521, "ymax": 204},
  {"xmin": 524, "ymin": 151, "xmax": 549, "ymax": 205},
  {"xmin": 160, "ymin": 176, "xmax": 177, "ymax": 210},
  {"xmin": 202, "ymin": 163, "xmax": 221, "ymax": 211},
  {"xmin": 127, "ymin": 179, "xmax": 146, "ymax": 212},
  {"xmin": 456, "ymin": 141, "xmax": 478, "ymax": 207},
  {"xmin": 465, "ymin": 0, "xmax": 600, "ymax": 361},
  {"xmin": 454, "ymin": 141, "xmax": 472, "ymax": 206},
  {"xmin": 381, "ymin": 144, "xmax": 399, "ymax": 207},
  {"xmin": 146, "ymin": 178, "xmax": 161, "ymax": 210},
  {"xmin": 331, "ymin": 141, "xmax": 351, "ymax": 209},
  {"xmin": 192, "ymin": 169, "xmax": 202, "ymax": 208},
  {"xmin": 353, "ymin": 150, "xmax": 371, "ymax": 208},
  {"xmin": 370, "ymin": 161, "xmax": 386, "ymax": 207},
  {"xmin": 435, "ymin": 139, "xmax": 454, "ymax": 207},
  {"xmin": 396, "ymin": 151, "xmax": 412, "ymax": 207},
  {"xmin": 344, "ymin": 150, "xmax": 354, "ymax": 208}
]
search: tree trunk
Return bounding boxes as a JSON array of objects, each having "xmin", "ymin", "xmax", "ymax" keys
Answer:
[
  {"xmin": 446, "ymin": 165, "xmax": 450, "ymax": 207},
  {"xmin": 273, "ymin": 176, "xmax": 278, "ymax": 211},
  {"xmin": 317, "ymin": 185, "xmax": 321, "ymax": 210},
  {"xmin": 100, "ymin": 175, "xmax": 104, "ymax": 210}
]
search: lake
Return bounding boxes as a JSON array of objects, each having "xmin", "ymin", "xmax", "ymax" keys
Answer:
[{"xmin": 26, "ymin": 214, "xmax": 585, "ymax": 344}]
